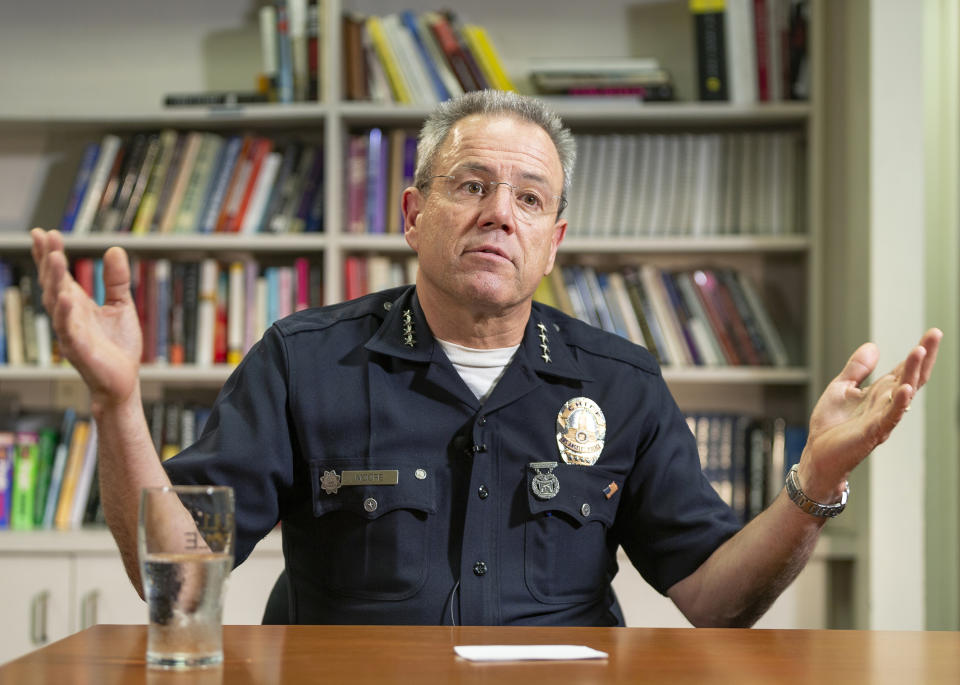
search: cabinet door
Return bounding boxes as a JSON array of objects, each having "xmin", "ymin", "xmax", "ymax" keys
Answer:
[
  {"xmin": 73, "ymin": 553, "xmax": 147, "ymax": 630},
  {"xmin": 0, "ymin": 555, "xmax": 72, "ymax": 665},
  {"xmin": 223, "ymin": 550, "xmax": 285, "ymax": 625}
]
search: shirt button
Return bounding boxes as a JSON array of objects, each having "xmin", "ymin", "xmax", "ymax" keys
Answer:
[
  {"xmin": 478, "ymin": 415, "xmax": 487, "ymax": 426},
  {"xmin": 363, "ymin": 497, "xmax": 378, "ymax": 513},
  {"xmin": 477, "ymin": 484, "xmax": 489, "ymax": 499},
  {"xmin": 580, "ymin": 503, "xmax": 591, "ymax": 517},
  {"xmin": 473, "ymin": 561, "xmax": 488, "ymax": 577}
]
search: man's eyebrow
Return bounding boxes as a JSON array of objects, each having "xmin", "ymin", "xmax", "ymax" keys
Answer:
[{"xmin": 452, "ymin": 162, "xmax": 552, "ymax": 188}]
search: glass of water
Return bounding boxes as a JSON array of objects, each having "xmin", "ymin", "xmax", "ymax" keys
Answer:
[{"xmin": 138, "ymin": 485, "xmax": 235, "ymax": 669}]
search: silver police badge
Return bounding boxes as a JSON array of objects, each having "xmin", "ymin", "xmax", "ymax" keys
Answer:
[
  {"xmin": 320, "ymin": 470, "xmax": 341, "ymax": 495},
  {"xmin": 529, "ymin": 462, "xmax": 560, "ymax": 500},
  {"xmin": 556, "ymin": 397, "xmax": 606, "ymax": 466}
]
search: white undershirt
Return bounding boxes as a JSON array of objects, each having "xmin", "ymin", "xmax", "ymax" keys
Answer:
[{"xmin": 436, "ymin": 338, "xmax": 520, "ymax": 403}]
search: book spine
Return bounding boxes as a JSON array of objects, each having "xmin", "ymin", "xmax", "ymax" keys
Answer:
[
  {"xmin": 200, "ymin": 136, "xmax": 244, "ymax": 233},
  {"xmin": 59, "ymin": 143, "xmax": 100, "ymax": 233},
  {"xmin": 691, "ymin": 0, "xmax": 730, "ymax": 101},
  {"xmin": 132, "ymin": 129, "xmax": 179, "ymax": 235},
  {"xmin": 276, "ymin": 0, "xmax": 295, "ymax": 103},
  {"xmin": 196, "ymin": 259, "xmax": 218, "ymax": 366},
  {"xmin": 73, "ymin": 134, "xmax": 122, "ymax": 235},
  {"xmin": 0, "ymin": 433, "xmax": 15, "ymax": 528},
  {"xmin": 227, "ymin": 261, "xmax": 245, "ymax": 365},
  {"xmin": 11, "ymin": 432, "xmax": 38, "ymax": 530}
]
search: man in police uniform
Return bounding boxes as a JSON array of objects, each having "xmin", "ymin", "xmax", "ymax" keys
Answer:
[{"xmin": 31, "ymin": 91, "xmax": 941, "ymax": 627}]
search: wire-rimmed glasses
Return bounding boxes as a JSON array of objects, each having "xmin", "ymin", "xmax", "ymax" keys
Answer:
[{"xmin": 423, "ymin": 173, "xmax": 566, "ymax": 222}]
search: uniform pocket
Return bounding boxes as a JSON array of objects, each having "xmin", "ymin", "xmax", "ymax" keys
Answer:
[
  {"xmin": 309, "ymin": 459, "xmax": 437, "ymax": 600},
  {"xmin": 523, "ymin": 464, "xmax": 619, "ymax": 604}
]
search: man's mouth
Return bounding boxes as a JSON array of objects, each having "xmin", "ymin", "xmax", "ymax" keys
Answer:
[{"xmin": 465, "ymin": 245, "xmax": 511, "ymax": 261}]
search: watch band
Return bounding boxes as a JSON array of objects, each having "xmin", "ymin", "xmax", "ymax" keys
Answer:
[{"xmin": 784, "ymin": 464, "xmax": 849, "ymax": 518}]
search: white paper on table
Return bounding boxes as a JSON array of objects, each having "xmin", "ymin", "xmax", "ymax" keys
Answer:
[{"xmin": 453, "ymin": 645, "xmax": 609, "ymax": 662}]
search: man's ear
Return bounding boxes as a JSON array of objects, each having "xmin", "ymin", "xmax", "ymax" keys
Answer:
[
  {"xmin": 544, "ymin": 218, "xmax": 568, "ymax": 275},
  {"xmin": 402, "ymin": 186, "xmax": 424, "ymax": 251}
]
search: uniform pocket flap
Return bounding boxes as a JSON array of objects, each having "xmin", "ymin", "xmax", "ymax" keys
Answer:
[
  {"xmin": 525, "ymin": 463, "xmax": 619, "ymax": 527},
  {"xmin": 310, "ymin": 461, "xmax": 437, "ymax": 519}
]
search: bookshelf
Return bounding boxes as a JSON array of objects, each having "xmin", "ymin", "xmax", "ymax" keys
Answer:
[{"xmin": 0, "ymin": 0, "xmax": 841, "ymax": 651}]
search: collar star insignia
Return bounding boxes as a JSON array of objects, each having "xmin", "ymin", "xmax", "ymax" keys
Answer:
[
  {"xmin": 537, "ymin": 320, "xmax": 551, "ymax": 363},
  {"xmin": 401, "ymin": 309, "xmax": 416, "ymax": 347}
]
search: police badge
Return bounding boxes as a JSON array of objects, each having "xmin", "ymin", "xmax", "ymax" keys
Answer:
[{"xmin": 556, "ymin": 397, "xmax": 606, "ymax": 466}]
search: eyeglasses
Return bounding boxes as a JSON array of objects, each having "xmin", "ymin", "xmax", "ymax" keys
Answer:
[{"xmin": 424, "ymin": 174, "xmax": 566, "ymax": 222}]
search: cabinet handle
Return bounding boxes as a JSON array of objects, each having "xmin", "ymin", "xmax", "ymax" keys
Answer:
[
  {"xmin": 80, "ymin": 590, "xmax": 100, "ymax": 630},
  {"xmin": 30, "ymin": 591, "xmax": 50, "ymax": 645}
]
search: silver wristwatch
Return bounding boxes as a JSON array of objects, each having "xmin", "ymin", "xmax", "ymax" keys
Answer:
[{"xmin": 784, "ymin": 464, "xmax": 849, "ymax": 517}]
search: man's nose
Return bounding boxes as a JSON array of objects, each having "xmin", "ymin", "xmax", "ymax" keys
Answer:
[{"xmin": 477, "ymin": 183, "xmax": 517, "ymax": 231}]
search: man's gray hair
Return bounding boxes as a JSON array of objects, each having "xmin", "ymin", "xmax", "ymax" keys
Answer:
[{"xmin": 414, "ymin": 90, "xmax": 576, "ymax": 217}]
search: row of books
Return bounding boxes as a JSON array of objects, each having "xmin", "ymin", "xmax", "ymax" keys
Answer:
[
  {"xmin": 535, "ymin": 264, "xmax": 792, "ymax": 367},
  {"xmin": 0, "ymin": 256, "xmax": 324, "ymax": 368},
  {"xmin": 346, "ymin": 128, "xmax": 418, "ymax": 235},
  {"xmin": 0, "ymin": 410, "xmax": 101, "ymax": 531},
  {"xmin": 566, "ymin": 131, "xmax": 802, "ymax": 238},
  {"xmin": 343, "ymin": 254, "xmax": 418, "ymax": 302},
  {"xmin": 528, "ymin": 57, "xmax": 675, "ymax": 101},
  {"xmin": 0, "ymin": 402, "xmax": 211, "ymax": 531},
  {"xmin": 692, "ymin": 0, "xmax": 809, "ymax": 103},
  {"xmin": 685, "ymin": 412, "xmax": 807, "ymax": 523},
  {"xmin": 59, "ymin": 131, "xmax": 324, "ymax": 236},
  {"xmin": 342, "ymin": 9, "xmax": 514, "ymax": 105}
]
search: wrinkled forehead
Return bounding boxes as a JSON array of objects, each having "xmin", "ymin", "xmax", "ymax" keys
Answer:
[{"xmin": 436, "ymin": 114, "xmax": 563, "ymax": 186}]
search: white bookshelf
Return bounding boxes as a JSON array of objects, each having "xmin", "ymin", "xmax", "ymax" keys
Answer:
[{"xmin": 0, "ymin": 0, "xmax": 846, "ymax": 640}]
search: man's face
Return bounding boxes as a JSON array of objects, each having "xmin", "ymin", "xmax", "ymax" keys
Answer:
[{"xmin": 403, "ymin": 114, "xmax": 567, "ymax": 315}]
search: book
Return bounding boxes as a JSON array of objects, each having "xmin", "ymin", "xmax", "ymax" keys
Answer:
[
  {"xmin": 156, "ymin": 131, "xmax": 203, "ymax": 233},
  {"xmin": 172, "ymin": 133, "xmax": 225, "ymax": 233},
  {"xmin": 54, "ymin": 418, "xmax": 90, "ymax": 530},
  {"xmin": 0, "ymin": 431, "xmax": 14, "ymax": 528},
  {"xmin": 153, "ymin": 259, "xmax": 171, "ymax": 364},
  {"xmin": 691, "ymin": 0, "xmax": 729, "ymax": 101},
  {"xmin": 72, "ymin": 134, "xmax": 122, "ymax": 235},
  {"xmin": 725, "ymin": 0, "xmax": 759, "ymax": 104},
  {"xmin": 343, "ymin": 13, "xmax": 369, "ymax": 100},
  {"xmin": 59, "ymin": 143, "xmax": 100, "ymax": 233},
  {"xmin": 182, "ymin": 261, "xmax": 200, "ymax": 364},
  {"xmin": 227, "ymin": 261, "xmax": 245, "ymax": 364},
  {"xmin": 98, "ymin": 133, "xmax": 149, "ymax": 233},
  {"xmin": 241, "ymin": 151, "xmax": 283, "ymax": 234},
  {"xmin": 424, "ymin": 11, "xmax": 479, "ymax": 92},
  {"xmin": 117, "ymin": 133, "xmax": 162, "ymax": 233},
  {"xmin": 365, "ymin": 128, "xmax": 388, "ymax": 234},
  {"xmin": 196, "ymin": 259, "xmax": 218, "ymax": 366},
  {"xmin": 259, "ymin": 4, "xmax": 279, "ymax": 100},
  {"xmin": 290, "ymin": 144, "xmax": 324, "ymax": 233},
  {"xmin": 3, "ymin": 286, "xmax": 24, "ymax": 365},
  {"xmin": 163, "ymin": 91, "xmax": 269, "ymax": 107},
  {"xmin": 131, "ymin": 129, "xmax": 179, "ymax": 235},
  {"xmin": 230, "ymin": 138, "xmax": 274, "ymax": 233},
  {"xmin": 381, "ymin": 13, "xmax": 437, "ymax": 106},
  {"xmin": 32, "ymin": 426, "xmax": 58, "ymax": 527},
  {"xmin": 69, "ymin": 421, "xmax": 98, "ymax": 528},
  {"xmin": 214, "ymin": 270, "xmax": 229, "ymax": 363},
  {"xmin": 366, "ymin": 15, "xmax": 412, "ymax": 103},
  {"xmin": 169, "ymin": 262, "xmax": 186, "ymax": 365},
  {"xmin": 400, "ymin": 10, "xmax": 450, "ymax": 102},
  {"xmin": 460, "ymin": 24, "xmax": 516, "ymax": 91},
  {"xmin": 11, "ymin": 432, "xmax": 38, "ymax": 530},
  {"xmin": 199, "ymin": 135, "xmax": 244, "ymax": 233}
]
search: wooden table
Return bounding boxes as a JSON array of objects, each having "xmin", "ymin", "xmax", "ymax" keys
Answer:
[{"xmin": 1, "ymin": 624, "xmax": 959, "ymax": 684}]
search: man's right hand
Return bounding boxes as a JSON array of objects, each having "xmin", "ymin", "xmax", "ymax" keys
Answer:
[{"xmin": 31, "ymin": 228, "xmax": 142, "ymax": 411}]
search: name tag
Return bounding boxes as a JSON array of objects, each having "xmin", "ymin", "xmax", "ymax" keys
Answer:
[{"xmin": 340, "ymin": 470, "xmax": 399, "ymax": 486}]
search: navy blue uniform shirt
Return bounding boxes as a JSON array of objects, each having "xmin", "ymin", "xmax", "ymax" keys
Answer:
[{"xmin": 164, "ymin": 285, "xmax": 741, "ymax": 626}]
